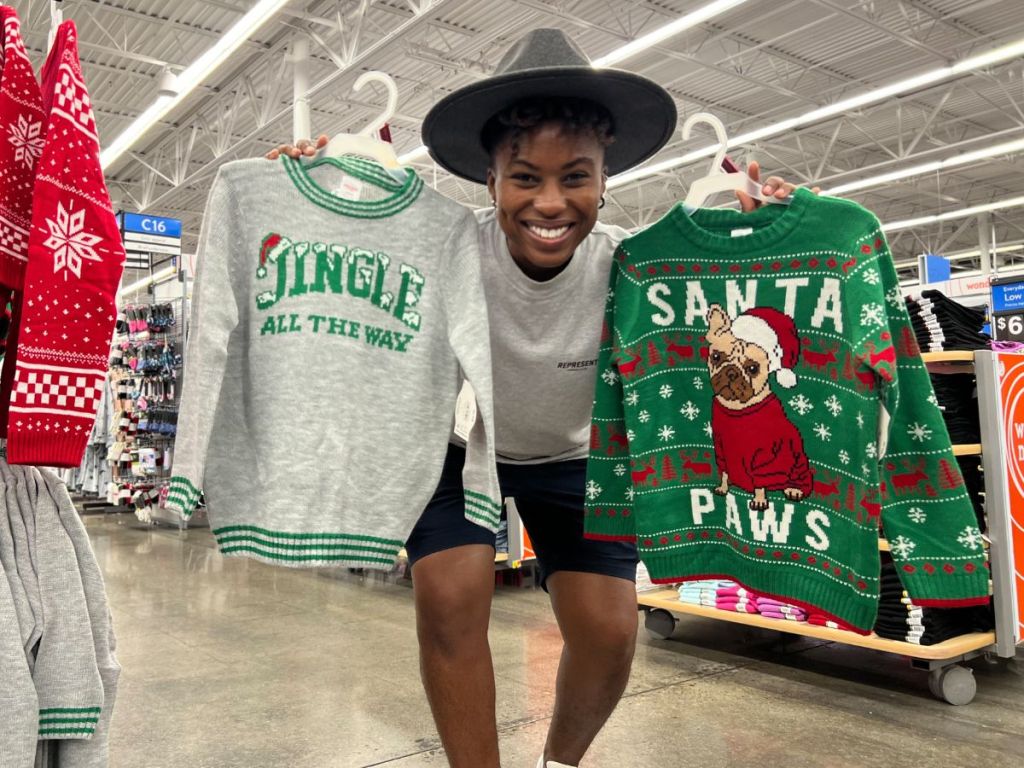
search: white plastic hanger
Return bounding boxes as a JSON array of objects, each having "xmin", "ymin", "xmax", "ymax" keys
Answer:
[
  {"xmin": 682, "ymin": 112, "xmax": 789, "ymax": 208},
  {"xmin": 313, "ymin": 71, "xmax": 404, "ymax": 174}
]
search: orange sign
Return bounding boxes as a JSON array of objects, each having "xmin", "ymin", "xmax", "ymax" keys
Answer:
[{"xmin": 995, "ymin": 353, "xmax": 1024, "ymax": 642}]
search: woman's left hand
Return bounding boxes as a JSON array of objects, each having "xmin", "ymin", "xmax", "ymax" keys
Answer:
[{"xmin": 737, "ymin": 161, "xmax": 821, "ymax": 212}]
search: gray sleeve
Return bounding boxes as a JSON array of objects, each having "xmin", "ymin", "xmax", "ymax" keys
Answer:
[
  {"xmin": 2, "ymin": 462, "xmax": 43, "ymax": 667},
  {"xmin": 0, "ymin": 550, "xmax": 39, "ymax": 766},
  {"xmin": 0, "ymin": 474, "xmax": 36, "ymax": 660},
  {"xmin": 442, "ymin": 214, "xmax": 501, "ymax": 531},
  {"xmin": 166, "ymin": 168, "xmax": 241, "ymax": 518},
  {"xmin": 16, "ymin": 467, "xmax": 104, "ymax": 742},
  {"xmin": 39, "ymin": 468, "xmax": 120, "ymax": 768}
]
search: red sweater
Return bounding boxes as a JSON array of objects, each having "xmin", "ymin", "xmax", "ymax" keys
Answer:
[{"xmin": 712, "ymin": 395, "xmax": 813, "ymax": 496}]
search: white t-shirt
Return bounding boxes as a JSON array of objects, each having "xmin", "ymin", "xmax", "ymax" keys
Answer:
[{"xmin": 463, "ymin": 208, "xmax": 629, "ymax": 463}]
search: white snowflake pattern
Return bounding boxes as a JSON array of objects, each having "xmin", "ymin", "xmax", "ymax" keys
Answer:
[
  {"xmin": 859, "ymin": 303, "xmax": 885, "ymax": 328},
  {"xmin": 865, "ymin": 441, "xmax": 877, "ymax": 459},
  {"xmin": 679, "ymin": 401, "xmax": 700, "ymax": 421},
  {"xmin": 626, "ymin": 429, "xmax": 636, "ymax": 442},
  {"xmin": 813, "ymin": 423, "xmax": 832, "ymax": 441},
  {"xmin": 585, "ymin": 479, "xmax": 603, "ymax": 501},
  {"xmin": 889, "ymin": 535, "xmax": 917, "ymax": 559},
  {"xmin": 856, "ymin": 412, "xmax": 864, "ymax": 428},
  {"xmin": 703, "ymin": 422, "xmax": 713, "ymax": 437},
  {"xmin": 613, "ymin": 463, "xmax": 626, "ymax": 477},
  {"xmin": 907, "ymin": 422, "xmax": 933, "ymax": 442},
  {"xmin": 824, "ymin": 395, "xmax": 843, "ymax": 417},
  {"xmin": 606, "ymin": 288, "xmax": 615, "ymax": 303},
  {"xmin": 838, "ymin": 449, "xmax": 850, "ymax": 465},
  {"xmin": 638, "ymin": 410, "xmax": 651, "ymax": 423},
  {"xmin": 44, "ymin": 202, "xmax": 103, "ymax": 281},
  {"xmin": 927, "ymin": 392, "xmax": 939, "ymax": 408},
  {"xmin": 658, "ymin": 425, "xmax": 676, "ymax": 442},
  {"xmin": 659, "ymin": 384, "xmax": 674, "ymax": 399},
  {"xmin": 862, "ymin": 267, "xmax": 880, "ymax": 285},
  {"xmin": 625, "ymin": 390, "xmax": 639, "ymax": 406},
  {"xmin": 885, "ymin": 286, "xmax": 903, "ymax": 309},
  {"xmin": 625, "ymin": 487, "xmax": 636, "ymax": 501},
  {"xmin": 957, "ymin": 526, "xmax": 984, "ymax": 551},
  {"xmin": 861, "ymin": 463, "xmax": 872, "ymax": 478},
  {"xmin": 788, "ymin": 394, "xmax": 814, "ymax": 416},
  {"xmin": 7, "ymin": 114, "xmax": 44, "ymax": 168},
  {"xmin": 907, "ymin": 507, "xmax": 927, "ymax": 524},
  {"xmin": 601, "ymin": 368, "xmax": 619, "ymax": 386},
  {"xmin": 692, "ymin": 376, "xmax": 704, "ymax": 390}
]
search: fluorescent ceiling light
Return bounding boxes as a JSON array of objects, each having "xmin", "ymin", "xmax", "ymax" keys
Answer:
[
  {"xmin": 593, "ymin": 0, "xmax": 752, "ymax": 67},
  {"xmin": 882, "ymin": 195, "xmax": 1024, "ymax": 232},
  {"xmin": 823, "ymin": 136, "xmax": 1024, "ymax": 196},
  {"xmin": 607, "ymin": 33, "xmax": 1024, "ymax": 190},
  {"xmin": 101, "ymin": 0, "xmax": 292, "ymax": 170}
]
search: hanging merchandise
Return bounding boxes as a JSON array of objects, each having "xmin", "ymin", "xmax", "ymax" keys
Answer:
[
  {"xmin": 584, "ymin": 184, "xmax": 990, "ymax": 634},
  {"xmin": 1, "ymin": 19, "xmax": 126, "ymax": 468},
  {"xmin": 904, "ymin": 290, "xmax": 990, "ymax": 352},
  {"xmin": 166, "ymin": 153, "xmax": 500, "ymax": 568},
  {"xmin": 0, "ymin": 458, "xmax": 120, "ymax": 766}
]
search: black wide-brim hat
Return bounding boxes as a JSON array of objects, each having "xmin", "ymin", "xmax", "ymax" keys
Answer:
[{"xmin": 421, "ymin": 28, "xmax": 678, "ymax": 184}]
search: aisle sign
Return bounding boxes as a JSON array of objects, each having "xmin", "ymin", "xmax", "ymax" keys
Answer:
[
  {"xmin": 994, "ymin": 352, "xmax": 1024, "ymax": 643},
  {"xmin": 117, "ymin": 211, "xmax": 182, "ymax": 270}
]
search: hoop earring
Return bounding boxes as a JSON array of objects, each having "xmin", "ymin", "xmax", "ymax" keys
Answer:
[{"xmin": 599, "ymin": 196, "xmax": 606, "ymax": 209}]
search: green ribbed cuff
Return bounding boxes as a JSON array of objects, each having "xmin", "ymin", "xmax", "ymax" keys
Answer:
[
  {"xmin": 464, "ymin": 489, "xmax": 501, "ymax": 531},
  {"xmin": 38, "ymin": 707, "xmax": 100, "ymax": 739},
  {"xmin": 166, "ymin": 475, "xmax": 201, "ymax": 517}
]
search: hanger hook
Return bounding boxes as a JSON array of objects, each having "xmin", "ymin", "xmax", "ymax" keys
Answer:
[
  {"xmin": 682, "ymin": 112, "xmax": 729, "ymax": 177},
  {"xmin": 353, "ymin": 71, "xmax": 399, "ymax": 137}
]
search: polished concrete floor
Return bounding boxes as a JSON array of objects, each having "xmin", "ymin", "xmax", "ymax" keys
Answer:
[{"xmin": 84, "ymin": 513, "xmax": 1024, "ymax": 768}]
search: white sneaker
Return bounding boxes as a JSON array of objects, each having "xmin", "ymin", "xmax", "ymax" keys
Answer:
[{"xmin": 536, "ymin": 759, "xmax": 576, "ymax": 768}]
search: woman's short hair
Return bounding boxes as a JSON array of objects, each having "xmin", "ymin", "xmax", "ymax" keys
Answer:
[{"xmin": 481, "ymin": 97, "xmax": 616, "ymax": 164}]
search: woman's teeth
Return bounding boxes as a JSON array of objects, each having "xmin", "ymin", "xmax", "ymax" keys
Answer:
[{"xmin": 528, "ymin": 224, "xmax": 570, "ymax": 240}]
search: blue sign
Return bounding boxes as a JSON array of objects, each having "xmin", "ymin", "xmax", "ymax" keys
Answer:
[
  {"xmin": 991, "ymin": 279, "xmax": 1024, "ymax": 313},
  {"xmin": 120, "ymin": 212, "xmax": 181, "ymax": 239},
  {"xmin": 920, "ymin": 253, "xmax": 950, "ymax": 284}
]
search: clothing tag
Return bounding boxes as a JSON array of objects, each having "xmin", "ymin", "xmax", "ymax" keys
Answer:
[
  {"xmin": 731, "ymin": 227, "xmax": 754, "ymax": 237},
  {"xmin": 333, "ymin": 174, "xmax": 364, "ymax": 200},
  {"xmin": 453, "ymin": 380, "xmax": 477, "ymax": 441}
]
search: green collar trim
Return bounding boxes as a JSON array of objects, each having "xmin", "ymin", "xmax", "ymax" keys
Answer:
[{"xmin": 283, "ymin": 155, "xmax": 422, "ymax": 218}]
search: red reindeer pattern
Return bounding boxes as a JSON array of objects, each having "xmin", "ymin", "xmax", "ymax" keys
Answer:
[
  {"xmin": 618, "ymin": 351, "xmax": 645, "ymax": 379},
  {"xmin": 802, "ymin": 344, "xmax": 839, "ymax": 372},
  {"xmin": 606, "ymin": 427, "xmax": 629, "ymax": 455},
  {"xmin": 812, "ymin": 475, "xmax": 841, "ymax": 499},
  {"xmin": 892, "ymin": 461, "xmax": 929, "ymax": 495},
  {"xmin": 665, "ymin": 340, "xmax": 695, "ymax": 365},
  {"xmin": 631, "ymin": 459, "xmax": 657, "ymax": 486},
  {"xmin": 682, "ymin": 455, "xmax": 713, "ymax": 477}
]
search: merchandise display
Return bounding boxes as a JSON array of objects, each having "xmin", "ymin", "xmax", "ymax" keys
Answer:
[
  {"xmin": 166, "ymin": 155, "xmax": 500, "ymax": 568},
  {"xmin": 905, "ymin": 290, "xmax": 991, "ymax": 352},
  {"xmin": 0, "ymin": 17, "xmax": 125, "ymax": 468},
  {"xmin": 584, "ymin": 189, "xmax": 989, "ymax": 632}
]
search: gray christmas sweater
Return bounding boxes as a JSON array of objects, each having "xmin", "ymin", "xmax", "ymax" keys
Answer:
[{"xmin": 166, "ymin": 156, "xmax": 501, "ymax": 568}]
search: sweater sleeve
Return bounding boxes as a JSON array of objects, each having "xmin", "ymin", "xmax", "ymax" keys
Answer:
[
  {"xmin": 584, "ymin": 249, "xmax": 638, "ymax": 542},
  {"xmin": 848, "ymin": 224, "xmax": 989, "ymax": 607},
  {"xmin": 442, "ymin": 214, "xmax": 501, "ymax": 531},
  {"xmin": 166, "ymin": 169, "xmax": 240, "ymax": 518}
]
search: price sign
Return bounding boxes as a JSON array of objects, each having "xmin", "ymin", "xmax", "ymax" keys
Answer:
[{"xmin": 993, "ymin": 311, "xmax": 1024, "ymax": 342}]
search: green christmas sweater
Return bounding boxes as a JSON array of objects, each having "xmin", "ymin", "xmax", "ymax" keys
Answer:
[{"xmin": 584, "ymin": 188, "xmax": 989, "ymax": 632}]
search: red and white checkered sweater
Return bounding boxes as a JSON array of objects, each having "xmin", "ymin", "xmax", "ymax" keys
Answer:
[{"xmin": 1, "ymin": 20, "xmax": 125, "ymax": 466}]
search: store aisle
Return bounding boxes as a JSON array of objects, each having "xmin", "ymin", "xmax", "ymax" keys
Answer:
[{"xmin": 84, "ymin": 514, "xmax": 1024, "ymax": 768}]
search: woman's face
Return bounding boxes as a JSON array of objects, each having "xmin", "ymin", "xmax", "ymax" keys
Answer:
[{"xmin": 487, "ymin": 122, "xmax": 606, "ymax": 280}]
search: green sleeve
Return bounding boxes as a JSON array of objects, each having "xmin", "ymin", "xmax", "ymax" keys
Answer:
[
  {"xmin": 851, "ymin": 226, "xmax": 989, "ymax": 606},
  {"xmin": 584, "ymin": 249, "xmax": 638, "ymax": 542}
]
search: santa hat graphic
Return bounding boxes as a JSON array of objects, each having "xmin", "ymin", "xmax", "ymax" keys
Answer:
[{"xmin": 730, "ymin": 307, "xmax": 800, "ymax": 388}]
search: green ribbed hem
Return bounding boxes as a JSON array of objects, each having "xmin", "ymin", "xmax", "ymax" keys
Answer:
[
  {"xmin": 283, "ymin": 155, "xmax": 423, "ymax": 218},
  {"xmin": 38, "ymin": 708, "xmax": 100, "ymax": 740},
  {"xmin": 464, "ymin": 489, "xmax": 501, "ymax": 530},
  {"xmin": 212, "ymin": 525, "xmax": 402, "ymax": 568},
  {"xmin": 641, "ymin": 536, "xmax": 880, "ymax": 631},
  {"xmin": 166, "ymin": 476, "xmax": 201, "ymax": 517},
  {"xmin": 896, "ymin": 562, "xmax": 990, "ymax": 602}
]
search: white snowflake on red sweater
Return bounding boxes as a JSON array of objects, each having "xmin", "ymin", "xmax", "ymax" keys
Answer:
[
  {"xmin": 8, "ymin": 114, "xmax": 44, "ymax": 168},
  {"xmin": 44, "ymin": 202, "xmax": 102, "ymax": 280}
]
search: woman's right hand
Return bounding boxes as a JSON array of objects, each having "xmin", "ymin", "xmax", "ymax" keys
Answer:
[{"xmin": 265, "ymin": 134, "xmax": 329, "ymax": 160}]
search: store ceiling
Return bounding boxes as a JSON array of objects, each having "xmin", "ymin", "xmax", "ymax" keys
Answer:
[{"xmin": 10, "ymin": 0, "xmax": 1024, "ymax": 280}]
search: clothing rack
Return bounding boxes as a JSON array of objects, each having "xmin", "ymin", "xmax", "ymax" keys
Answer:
[{"xmin": 638, "ymin": 350, "xmax": 1018, "ymax": 705}]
